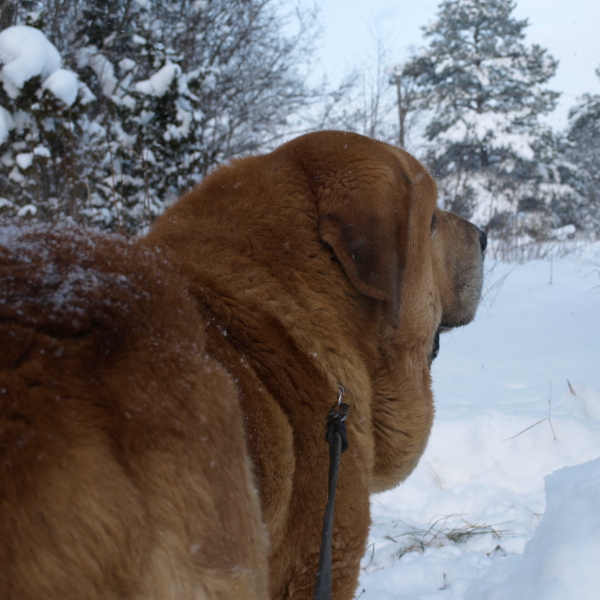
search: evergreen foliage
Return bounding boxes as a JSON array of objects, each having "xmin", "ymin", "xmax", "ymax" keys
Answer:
[
  {"xmin": 562, "ymin": 71, "xmax": 600, "ymax": 232},
  {"xmin": 402, "ymin": 0, "xmax": 560, "ymax": 234}
]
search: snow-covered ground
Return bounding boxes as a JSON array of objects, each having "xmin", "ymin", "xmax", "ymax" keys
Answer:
[{"xmin": 358, "ymin": 244, "xmax": 600, "ymax": 599}]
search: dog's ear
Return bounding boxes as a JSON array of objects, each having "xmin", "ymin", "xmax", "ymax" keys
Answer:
[
  {"xmin": 281, "ymin": 131, "xmax": 432, "ymax": 329},
  {"xmin": 316, "ymin": 173, "xmax": 411, "ymax": 329}
]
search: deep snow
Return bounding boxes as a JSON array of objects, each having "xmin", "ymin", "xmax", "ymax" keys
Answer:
[{"xmin": 357, "ymin": 247, "xmax": 600, "ymax": 599}]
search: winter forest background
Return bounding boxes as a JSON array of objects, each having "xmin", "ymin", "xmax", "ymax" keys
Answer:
[{"xmin": 0, "ymin": 0, "xmax": 599, "ymax": 249}]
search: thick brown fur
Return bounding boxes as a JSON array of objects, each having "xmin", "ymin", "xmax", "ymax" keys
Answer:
[
  {"xmin": 0, "ymin": 224, "xmax": 268, "ymax": 600},
  {"xmin": 1, "ymin": 131, "xmax": 484, "ymax": 600},
  {"xmin": 142, "ymin": 131, "xmax": 485, "ymax": 598}
]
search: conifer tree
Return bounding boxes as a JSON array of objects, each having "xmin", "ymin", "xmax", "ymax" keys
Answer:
[
  {"xmin": 403, "ymin": 0, "xmax": 559, "ymax": 231},
  {"xmin": 562, "ymin": 70, "xmax": 600, "ymax": 233}
]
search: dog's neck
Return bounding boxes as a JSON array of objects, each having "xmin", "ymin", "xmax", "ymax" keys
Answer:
[{"xmin": 187, "ymin": 246, "xmax": 376, "ymax": 407}]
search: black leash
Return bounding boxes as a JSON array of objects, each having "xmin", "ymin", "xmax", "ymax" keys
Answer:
[{"xmin": 313, "ymin": 385, "xmax": 350, "ymax": 600}]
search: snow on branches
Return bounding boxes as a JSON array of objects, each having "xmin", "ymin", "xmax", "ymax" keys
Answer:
[{"xmin": 0, "ymin": 0, "xmax": 317, "ymax": 234}]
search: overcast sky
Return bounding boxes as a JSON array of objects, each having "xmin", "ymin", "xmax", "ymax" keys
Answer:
[{"xmin": 314, "ymin": 0, "xmax": 600, "ymax": 129}]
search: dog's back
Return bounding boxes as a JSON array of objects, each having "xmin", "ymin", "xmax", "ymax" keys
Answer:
[{"xmin": 0, "ymin": 223, "xmax": 268, "ymax": 600}]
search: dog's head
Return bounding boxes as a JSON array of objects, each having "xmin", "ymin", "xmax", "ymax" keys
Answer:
[
  {"xmin": 280, "ymin": 130, "xmax": 485, "ymax": 344},
  {"xmin": 278, "ymin": 131, "xmax": 485, "ymax": 489}
]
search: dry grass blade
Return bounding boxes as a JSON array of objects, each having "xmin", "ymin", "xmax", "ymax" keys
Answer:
[
  {"xmin": 503, "ymin": 417, "xmax": 547, "ymax": 441},
  {"xmin": 504, "ymin": 381, "xmax": 557, "ymax": 442},
  {"xmin": 548, "ymin": 380, "xmax": 557, "ymax": 441},
  {"xmin": 374, "ymin": 515, "xmax": 513, "ymax": 559}
]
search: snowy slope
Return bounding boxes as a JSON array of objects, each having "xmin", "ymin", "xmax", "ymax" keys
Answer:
[{"xmin": 357, "ymin": 249, "xmax": 600, "ymax": 599}]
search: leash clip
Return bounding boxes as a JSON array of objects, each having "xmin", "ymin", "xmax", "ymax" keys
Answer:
[
  {"xmin": 326, "ymin": 385, "xmax": 349, "ymax": 454},
  {"xmin": 327, "ymin": 402, "xmax": 349, "ymax": 422}
]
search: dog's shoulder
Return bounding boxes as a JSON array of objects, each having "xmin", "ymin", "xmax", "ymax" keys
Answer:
[
  {"xmin": 1, "ymin": 219, "xmax": 224, "ymax": 421},
  {"xmin": 0, "ymin": 222, "xmax": 269, "ymax": 598},
  {"xmin": 0, "ymin": 222, "xmax": 208, "ymax": 468}
]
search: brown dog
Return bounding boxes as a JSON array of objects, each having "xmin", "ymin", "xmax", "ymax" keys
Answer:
[{"xmin": 0, "ymin": 131, "xmax": 484, "ymax": 600}]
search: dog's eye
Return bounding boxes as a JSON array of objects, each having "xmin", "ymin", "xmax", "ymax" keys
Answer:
[{"xmin": 430, "ymin": 213, "xmax": 438, "ymax": 237}]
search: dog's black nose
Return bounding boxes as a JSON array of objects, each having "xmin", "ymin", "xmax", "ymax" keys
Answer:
[{"xmin": 478, "ymin": 228, "xmax": 487, "ymax": 253}]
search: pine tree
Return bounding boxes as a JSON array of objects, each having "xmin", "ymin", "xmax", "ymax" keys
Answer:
[
  {"xmin": 562, "ymin": 70, "xmax": 600, "ymax": 234},
  {"xmin": 403, "ymin": 0, "xmax": 559, "ymax": 232}
]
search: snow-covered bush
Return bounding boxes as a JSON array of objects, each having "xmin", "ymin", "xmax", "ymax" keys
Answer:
[
  {"xmin": 0, "ymin": 25, "xmax": 97, "ymax": 223},
  {"xmin": 0, "ymin": 0, "xmax": 318, "ymax": 234}
]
